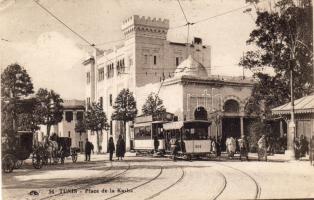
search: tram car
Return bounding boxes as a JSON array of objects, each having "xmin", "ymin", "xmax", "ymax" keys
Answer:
[
  {"xmin": 162, "ymin": 120, "xmax": 212, "ymax": 160},
  {"xmin": 133, "ymin": 114, "xmax": 174, "ymax": 154}
]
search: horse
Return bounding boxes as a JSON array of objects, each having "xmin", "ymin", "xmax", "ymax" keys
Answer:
[
  {"xmin": 40, "ymin": 135, "xmax": 59, "ymax": 165},
  {"xmin": 226, "ymin": 137, "xmax": 236, "ymax": 158}
]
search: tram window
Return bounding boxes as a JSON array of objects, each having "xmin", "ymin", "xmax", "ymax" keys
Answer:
[
  {"xmin": 195, "ymin": 128, "xmax": 208, "ymax": 140},
  {"xmin": 183, "ymin": 129, "xmax": 191, "ymax": 140},
  {"xmin": 134, "ymin": 126, "xmax": 151, "ymax": 140},
  {"xmin": 145, "ymin": 126, "xmax": 151, "ymax": 137}
]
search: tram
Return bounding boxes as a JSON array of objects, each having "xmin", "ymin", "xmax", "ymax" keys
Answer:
[
  {"xmin": 163, "ymin": 120, "xmax": 212, "ymax": 160},
  {"xmin": 133, "ymin": 114, "xmax": 174, "ymax": 154}
]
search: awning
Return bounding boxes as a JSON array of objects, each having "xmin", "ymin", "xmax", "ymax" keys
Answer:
[
  {"xmin": 163, "ymin": 121, "xmax": 184, "ymax": 130},
  {"xmin": 134, "ymin": 122, "xmax": 152, "ymax": 128},
  {"xmin": 272, "ymin": 94, "xmax": 314, "ymax": 115}
]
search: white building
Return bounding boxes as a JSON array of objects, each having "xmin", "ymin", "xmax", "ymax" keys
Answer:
[
  {"xmin": 83, "ymin": 15, "xmax": 255, "ymax": 152},
  {"xmin": 36, "ymin": 100, "xmax": 87, "ymax": 152},
  {"xmin": 83, "ymin": 15, "xmax": 211, "ymax": 152}
]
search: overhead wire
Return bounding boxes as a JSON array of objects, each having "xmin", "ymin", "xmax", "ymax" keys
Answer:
[
  {"xmin": 177, "ymin": 0, "xmax": 189, "ymax": 24},
  {"xmin": 168, "ymin": 0, "xmax": 267, "ymax": 31},
  {"xmin": 33, "ymin": 0, "xmax": 262, "ymax": 49},
  {"xmin": 192, "ymin": 4, "xmax": 254, "ymax": 24},
  {"xmin": 32, "ymin": 0, "xmax": 95, "ymax": 47}
]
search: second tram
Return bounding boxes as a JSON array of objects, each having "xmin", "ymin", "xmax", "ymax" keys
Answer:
[{"xmin": 163, "ymin": 120, "xmax": 212, "ymax": 160}]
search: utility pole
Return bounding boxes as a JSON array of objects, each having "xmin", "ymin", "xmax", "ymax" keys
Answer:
[{"xmin": 287, "ymin": 56, "xmax": 296, "ymax": 160}]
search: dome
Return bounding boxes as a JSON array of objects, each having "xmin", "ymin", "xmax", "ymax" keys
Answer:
[{"xmin": 174, "ymin": 55, "xmax": 208, "ymax": 78}]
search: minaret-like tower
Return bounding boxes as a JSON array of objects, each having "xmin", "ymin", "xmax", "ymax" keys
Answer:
[
  {"xmin": 121, "ymin": 15, "xmax": 170, "ymax": 87},
  {"xmin": 121, "ymin": 15, "xmax": 169, "ymax": 40}
]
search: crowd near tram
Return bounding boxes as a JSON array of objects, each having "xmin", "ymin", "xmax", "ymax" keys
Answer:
[
  {"xmin": 131, "ymin": 114, "xmax": 311, "ymax": 162},
  {"xmin": 3, "ymin": 113, "xmax": 311, "ymax": 173}
]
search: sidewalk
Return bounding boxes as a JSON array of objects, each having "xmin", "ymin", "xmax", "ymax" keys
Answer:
[
  {"xmin": 84, "ymin": 152, "xmax": 311, "ymax": 163},
  {"xmin": 247, "ymin": 152, "xmax": 311, "ymax": 163},
  {"xmin": 77, "ymin": 152, "xmax": 137, "ymax": 162}
]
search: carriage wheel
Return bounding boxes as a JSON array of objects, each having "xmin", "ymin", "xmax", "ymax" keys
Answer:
[
  {"xmin": 2, "ymin": 154, "xmax": 15, "ymax": 173},
  {"xmin": 72, "ymin": 153, "xmax": 78, "ymax": 163},
  {"xmin": 14, "ymin": 160, "xmax": 23, "ymax": 169},
  {"xmin": 32, "ymin": 152, "xmax": 43, "ymax": 169}
]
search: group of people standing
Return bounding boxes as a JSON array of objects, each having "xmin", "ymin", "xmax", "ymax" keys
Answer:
[
  {"xmin": 294, "ymin": 135, "xmax": 309, "ymax": 159},
  {"xmin": 107, "ymin": 135, "xmax": 126, "ymax": 161},
  {"xmin": 84, "ymin": 135, "xmax": 126, "ymax": 162}
]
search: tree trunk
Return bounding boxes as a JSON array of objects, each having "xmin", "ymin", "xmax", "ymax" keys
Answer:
[
  {"xmin": 79, "ymin": 132, "xmax": 82, "ymax": 153},
  {"xmin": 96, "ymin": 130, "xmax": 100, "ymax": 153},
  {"xmin": 47, "ymin": 124, "xmax": 51, "ymax": 137},
  {"xmin": 124, "ymin": 120, "xmax": 129, "ymax": 150}
]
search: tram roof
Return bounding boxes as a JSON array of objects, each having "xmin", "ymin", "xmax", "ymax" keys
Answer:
[
  {"xmin": 134, "ymin": 121, "xmax": 164, "ymax": 127},
  {"xmin": 163, "ymin": 120, "xmax": 210, "ymax": 130}
]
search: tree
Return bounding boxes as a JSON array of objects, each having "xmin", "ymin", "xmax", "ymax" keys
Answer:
[
  {"xmin": 34, "ymin": 88, "xmax": 63, "ymax": 137},
  {"xmin": 240, "ymin": 0, "xmax": 313, "ymax": 117},
  {"xmin": 142, "ymin": 92, "xmax": 166, "ymax": 118},
  {"xmin": 16, "ymin": 98, "xmax": 40, "ymax": 132},
  {"xmin": 1, "ymin": 63, "xmax": 34, "ymax": 100},
  {"xmin": 75, "ymin": 119, "xmax": 86, "ymax": 144},
  {"xmin": 111, "ymin": 89, "xmax": 137, "ymax": 146},
  {"xmin": 85, "ymin": 102, "xmax": 108, "ymax": 153},
  {"xmin": 1, "ymin": 63, "xmax": 34, "ymax": 136}
]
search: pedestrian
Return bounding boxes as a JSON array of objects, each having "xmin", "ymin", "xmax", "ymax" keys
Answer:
[
  {"xmin": 300, "ymin": 135, "xmax": 309, "ymax": 157},
  {"xmin": 294, "ymin": 137, "xmax": 301, "ymax": 159},
  {"xmin": 170, "ymin": 138, "xmax": 179, "ymax": 161},
  {"xmin": 108, "ymin": 137, "xmax": 115, "ymax": 161},
  {"xmin": 268, "ymin": 136, "xmax": 275, "ymax": 155},
  {"xmin": 154, "ymin": 136, "xmax": 160, "ymax": 153},
  {"xmin": 116, "ymin": 135, "xmax": 126, "ymax": 160},
  {"xmin": 257, "ymin": 135, "xmax": 267, "ymax": 161},
  {"xmin": 85, "ymin": 138, "xmax": 94, "ymax": 161},
  {"xmin": 238, "ymin": 135, "xmax": 249, "ymax": 161}
]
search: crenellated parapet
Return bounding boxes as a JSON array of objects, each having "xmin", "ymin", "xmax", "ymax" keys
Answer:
[{"xmin": 121, "ymin": 15, "xmax": 169, "ymax": 39}]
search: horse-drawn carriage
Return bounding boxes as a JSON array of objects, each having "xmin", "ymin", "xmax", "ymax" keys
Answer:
[
  {"xmin": 2, "ymin": 131, "xmax": 33, "ymax": 173},
  {"xmin": 32, "ymin": 135, "xmax": 78, "ymax": 168}
]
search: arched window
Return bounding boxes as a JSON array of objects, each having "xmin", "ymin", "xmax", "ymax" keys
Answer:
[
  {"xmin": 194, "ymin": 107, "xmax": 208, "ymax": 120},
  {"xmin": 223, "ymin": 99, "xmax": 240, "ymax": 113}
]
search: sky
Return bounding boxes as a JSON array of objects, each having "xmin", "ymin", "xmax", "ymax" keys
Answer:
[{"xmin": 0, "ymin": 0, "xmax": 262, "ymax": 100}]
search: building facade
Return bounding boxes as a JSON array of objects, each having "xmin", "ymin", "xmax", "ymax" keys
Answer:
[
  {"xmin": 83, "ymin": 15, "xmax": 254, "ymax": 152},
  {"xmin": 83, "ymin": 15, "xmax": 211, "ymax": 151},
  {"xmin": 36, "ymin": 100, "xmax": 87, "ymax": 152},
  {"xmin": 136, "ymin": 56, "xmax": 255, "ymax": 144}
]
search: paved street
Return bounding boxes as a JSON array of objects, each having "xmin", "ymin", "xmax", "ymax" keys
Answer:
[{"xmin": 2, "ymin": 154, "xmax": 314, "ymax": 200}]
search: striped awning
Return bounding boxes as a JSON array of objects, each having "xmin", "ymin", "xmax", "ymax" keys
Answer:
[{"xmin": 272, "ymin": 94, "xmax": 314, "ymax": 115}]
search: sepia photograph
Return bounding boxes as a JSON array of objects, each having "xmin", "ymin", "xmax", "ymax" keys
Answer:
[{"xmin": 1, "ymin": 0, "xmax": 313, "ymax": 199}]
